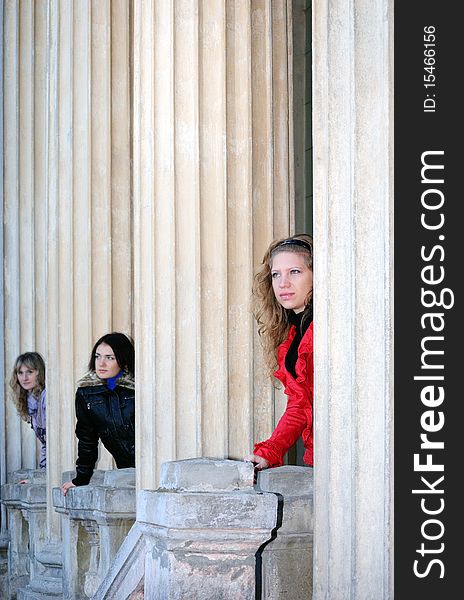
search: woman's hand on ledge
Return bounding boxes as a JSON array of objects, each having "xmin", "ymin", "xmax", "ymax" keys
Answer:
[
  {"xmin": 61, "ymin": 481, "xmax": 76, "ymax": 496},
  {"xmin": 244, "ymin": 454, "xmax": 270, "ymax": 471}
]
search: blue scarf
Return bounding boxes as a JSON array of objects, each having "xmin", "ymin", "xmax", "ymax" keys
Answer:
[{"xmin": 106, "ymin": 371, "xmax": 124, "ymax": 390}]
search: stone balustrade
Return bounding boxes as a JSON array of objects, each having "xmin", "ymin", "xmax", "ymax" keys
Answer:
[
  {"xmin": 256, "ymin": 466, "xmax": 314, "ymax": 599},
  {"xmin": 94, "ymin": 458, "xmax": 314, "ymax": 600},
  {"xmin": 52, "ymin": 468, "xmax": 136, "ymax": 600},
  {"xmin": 2, "ymin": 462, "xmax": 314, "ymax": 599},
  {"xmin": 1, "ymin": 469, "xmax": 61, "ymax": 600}
]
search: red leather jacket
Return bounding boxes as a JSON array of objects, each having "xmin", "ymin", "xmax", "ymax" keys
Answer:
[{"xmin": 253, "ymin": 321, "xmax": 313, "ymax": 467}]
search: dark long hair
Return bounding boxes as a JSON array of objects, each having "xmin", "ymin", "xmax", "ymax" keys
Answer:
[{"xmin": 88, "ymin": 332, "xmax": 135, "ymax": 377}]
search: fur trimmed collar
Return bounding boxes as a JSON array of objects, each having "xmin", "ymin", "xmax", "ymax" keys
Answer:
[{"xmin": 77, "ymin": 371, "xmax": 135, "ymax": 390}]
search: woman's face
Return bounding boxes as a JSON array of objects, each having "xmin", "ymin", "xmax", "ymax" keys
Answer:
[
  {"xmin": 17, "ymin": 364, "xmax": 39, "ymax": 391},
  {"xmin": 95, "ymin": 343, "xmax": 121, "ymax": 379},
  {"xmin": 271, "ymin": 251, "xmax": 313, "ymax": 314}
]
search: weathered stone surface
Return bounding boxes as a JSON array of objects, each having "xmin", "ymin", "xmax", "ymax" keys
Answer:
[
  {"xmin": 138, "ymin": 489, "xmax": 276, "ymax": 530},
  {"xmin": 1, "ymin": 482, "xmax": 46, "ymax": 505},
  {"xmin": 7, "ymin": 469, "xmax": 46, "ymax": 485},
  {"xmin": 140, "ymin": 460, "xmax": 279, "ymax": 600},
  {"xmin": 92, "ymin": 522, "xmax": 149, "ymax": 600},
  {"xmin": 257, "ymin": 465, "xmax": 314, "ymax": 496},
  {"xmin": 257, "ymin": 466, "xmax": 314, "ymax": 599},
  {"xmin": 103, "ymin": 467, "xmax": 135, "ymax": 487},
  {"xmin": 159, "ymin": 457, "xmax": 254, "ymax": 492},
  {"xmin": 94, "ymin": 459, "xmax": 281, "ymax": 600},
  {"xmin": 0, "ymin": 534, "xmax": 10, "ymax": 600},
  {"xmin": 53, "ymin": 468, "xmax": 136, "ymax": 599},
  {"xmin": 1, "ymin": 471, "xmax": 62, "ymax": 599},
  {"xmin": 257, "ymin": 466, "xmax": 314, "ymax": 533},
  {"xmin": 53, "ymin": 468, "xmax": 136, "ymax": 517}
]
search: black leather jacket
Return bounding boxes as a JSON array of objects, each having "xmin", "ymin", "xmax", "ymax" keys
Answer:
[{"xmin": 72, "ymin": 371, "xmax": 135, "ymax": 486}]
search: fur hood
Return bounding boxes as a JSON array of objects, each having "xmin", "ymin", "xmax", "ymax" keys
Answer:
[{"xmin": 77, "ymin": 370, "xmax": 135, "ymax": 390}]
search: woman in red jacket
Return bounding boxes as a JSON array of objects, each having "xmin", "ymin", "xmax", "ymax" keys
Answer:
[{"xmin": 245, "ymin": 234, "xmax": 313, "ymax": 470}]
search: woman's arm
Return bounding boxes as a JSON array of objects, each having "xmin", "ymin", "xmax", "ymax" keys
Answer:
[
  {"xmin": 71, "ymin": 388, "xmax": 100, "ymax": 486},
  {"xmin": 252, "ymin": 390, "xmax": 308, "ymax": 467},
  {"xmin": 251, "ymin": 330, "xmax": 314, "ymax": 468}
]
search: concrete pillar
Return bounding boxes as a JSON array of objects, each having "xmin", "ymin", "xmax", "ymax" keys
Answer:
[
  {"xmin": 3, "ymin": 0, "xmax": 36, "ymax": 474},
  {"xmin": 0, "ymin": 469, "xmax": 55, "ymax": 599},
  {"xmin": 257, "ymin": 466, "xmax": 314, "ymax": 599},
  {"xmin": 18, "ymin": 3, "xmax": 35, "ymax": 366},
  {"xmin": 53, "ymin": 469, "xmax": 136, "ymax": 600},
  {"xmin": 133, "ymin": 0, "xmax": 295, "ymax": 492},
  {"xmin": 33, "ymin": 1, "xmax": 48, "ymax": 352},
  {"xmin": 93, "ymin": 459, "xmax": 316, "ymax": 599},
  {"xmin": 110, "ymin": 0, "xmax": 132, "ymax": 333},
  {"xmin": 140, "ymin": 459, "xmax": 278, "ymax": 599},
  {"xmin": 46, "ymin": 0, "xmax": 133, "ymax": 543},
  {"xmin": 250, "ymin": 0, "xmax": 292, "ymax": 446},
  {"xmin": 0, "ymin": 0, "xmax": 7, "ymax": 592},
  {"xmin": 2, "ymin": 1, "xmax": 130, "ymax": 592},
  {"xmin": 225, "ymin": 0, "xmax": 254, "ymax": 458},
  {"xmin": 312, "ymin": 0, "xmax": 393, "ymax": 597},
  {"xmin": 46, "ymin": 0, "xmax": 76, "ymax": 548}
]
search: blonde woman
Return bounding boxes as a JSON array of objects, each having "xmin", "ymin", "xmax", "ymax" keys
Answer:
[
  {"xmin": 245, "ymin": 234, "xmax": 313, "ymax": 470},
  {"xmin": 10, "ymin": 352, "xmax": 47, "ymax": 470}
]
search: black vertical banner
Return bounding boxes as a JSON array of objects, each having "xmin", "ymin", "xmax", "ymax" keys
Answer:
[{"xmin": 395, "ymin": 2, "xmax": 461, "ymax": 598}]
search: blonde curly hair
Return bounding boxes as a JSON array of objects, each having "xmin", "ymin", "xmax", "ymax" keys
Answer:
[
  {"xmin": 252, "ymin": 234, "xmax": 313, "ymax": 376},
  {"xmin": 9, "ymin": 352, "xmax": 46, "ymax": 422}
]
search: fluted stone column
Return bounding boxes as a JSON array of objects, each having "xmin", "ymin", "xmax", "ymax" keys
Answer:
[
  {"xmin": 46, "ymin": 1, "xmax": 133, "ymax": 544},
  {"xmin": 1, "ymin": 0, "xmax": 131, "ymax": 579},
  {"xmin": 0, "ymin": 3, "xmax": 7, "ymax": 592},
  {"xmin": 1, "ymin": 8, "xmax": 133, "ymax": 593},
  {"xmin": 110, "ymin": 0, "xmax": 132, "ymax": 332},
  {"xmin": 2, "ymin": 0, "xmax": 296, "ymax": 501},
  {"xmin": 250, "ymin": 0, "xmax": 293, "ymax": 450},
  {"xmin": 133, "ymin": 0, "xmax": 296, "ymax": 492},
  {"xmin": 33, "ymin": 1, "xmax": 48, "ymax": 353},
  {"xmin": 2, "ymin": 0, "xmax": 37, "ymax": 475},
  {"xmin": 47, "ymin": 0, "xmax": 81, "ymax": 544},
  {"xmin": 53, "ymin": 469, "xmax": 136, "ymax": 600},
  {"xmin": 312, "ymin": 0, "xmax": 393, "ymax": 597},
  {"xmin": 0, "ymin": 1, "xmax": 396, "ymax": 598}
]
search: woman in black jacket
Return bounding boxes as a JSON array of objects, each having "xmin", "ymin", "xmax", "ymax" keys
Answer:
[{"xmin": 61, "ymin": 332, "xmax": 135, "ymax": 495}]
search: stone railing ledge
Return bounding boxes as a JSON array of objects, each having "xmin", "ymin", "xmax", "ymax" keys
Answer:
[
  {"xmin": 1, "ymin": 478, "xmax": 46, "ymax": 507},
  {"xmin": 53, "ymin": 469, "xmax": 136, "ymax": 517},
  {"xmin": 103, "ymin": 467, "xmax": 135, "ymax": 487},
  {"xmin": 7, "ymin": 468, "xmax": 46, "ymax": 485},
  {"xmin": 60, "ymin": 469, "xmax": 105, "ymax": 485},
  {"xmin": 257, "ymin": 465, "xmax": 314, "ymax": 534},
  {"xmin": 159, "ymin": 457, "xmax": 255, "ymax": 492},
  {"xmin": 257, "ymin": 465, "xmax": 314, "ymax": 496}
]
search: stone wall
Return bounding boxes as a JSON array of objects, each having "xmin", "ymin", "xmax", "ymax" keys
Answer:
[
  {"xmin": 95, "ymin": 459, "xmax": 314, "ymax": 600},
  {"xmin": 2, "ymin": 460, "xmax": 314, "ymax": 599}
]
